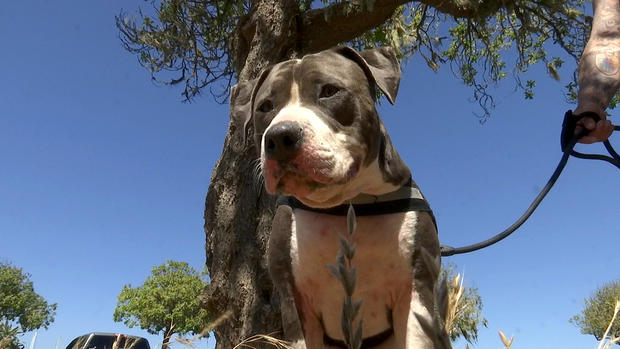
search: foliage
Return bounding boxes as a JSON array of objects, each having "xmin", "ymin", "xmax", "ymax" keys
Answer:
[
  {"xmin": 113, "ymin": 260, "xmax": 210, "ymax": 345},
  {"xmin": 441, "ymin": 263, "xmax": 487, "ymax": 344},
  {"xmin": 349, "ymin": 0, "xmax": 593, "ymax": 117},
  {"xmin": 570, "ymin": 280, "xmax": 620, "ymax": 344},
  {"xmin": 116, "ymin": 0, "xmax": 248, "ymax": 102},
  {"xmin": 116, "ymin": 0, "xmax": 603, "ymax": 118},
  {"xmin": 0, "ymin": 262, "xmax": 56, "ymax": 349},
  {"xmin": 0, "ymin": 322, "xmax": 24, "ymax": 349}
]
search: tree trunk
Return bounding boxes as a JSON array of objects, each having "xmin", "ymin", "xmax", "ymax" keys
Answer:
[
  {"xmin": 201, "ymin": 1, "xmax": 301, "ymax": 348},
  {"xmin": 162, "ymin": 328, "xmax": 173, "ymax": 349}
]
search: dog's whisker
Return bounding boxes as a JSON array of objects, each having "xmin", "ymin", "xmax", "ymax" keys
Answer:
[{"xmin": 251, "ymin": 158, "xmax": 264, "ymax": 190}]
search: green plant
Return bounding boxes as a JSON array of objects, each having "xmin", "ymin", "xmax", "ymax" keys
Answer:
[{"xmin": 328, "ymin": 205, "xmax": 363, "ymax": 349}]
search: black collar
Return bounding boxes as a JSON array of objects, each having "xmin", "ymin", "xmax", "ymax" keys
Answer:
[{"xmin": 276, "ymin": 180, "xmax": 434, "ymax": 217}]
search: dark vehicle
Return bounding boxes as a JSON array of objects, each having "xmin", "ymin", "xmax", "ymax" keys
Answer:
[{"xmin": 66, "ymin": 333, "xmax": 150, "ymax": 349}]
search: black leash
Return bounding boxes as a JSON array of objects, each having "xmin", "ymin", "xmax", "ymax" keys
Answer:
[{"xmin": 440, "ymin": 111, "xmax": 620, "ymax": 257}]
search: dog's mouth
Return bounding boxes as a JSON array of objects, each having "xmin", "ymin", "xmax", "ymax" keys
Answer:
[{"xmin": 264, "ymin": 157, "xmax": 360, "ymax": 201}]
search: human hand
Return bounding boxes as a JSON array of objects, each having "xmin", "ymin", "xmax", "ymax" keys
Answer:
[{"xmin": 574, "ymin": 113, "xmax": 614, "ymax": 143}]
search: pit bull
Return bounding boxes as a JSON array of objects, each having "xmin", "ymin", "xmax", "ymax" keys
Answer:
[{"xmin": 231, "ymin": 46, "xmax": 450, "ymax": 348}]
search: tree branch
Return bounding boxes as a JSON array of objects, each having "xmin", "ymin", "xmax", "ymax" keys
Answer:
[
  {"xmin": 300, "ymin": 1, "xmax": 408, "ymax": 53},
  {"xmin": 300, "ymin": 0, "xmax": 518, "ymax": 54}
]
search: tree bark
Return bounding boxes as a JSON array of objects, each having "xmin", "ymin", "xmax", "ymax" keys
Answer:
[{"xmin": 201, "ymin": 1, "xmax": 301, "ymax": 348}]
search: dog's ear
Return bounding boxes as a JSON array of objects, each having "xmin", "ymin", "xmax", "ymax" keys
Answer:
[
  {"xmin": 230, "ymin": 79, "xmax": 256, "ymax": 143},
  {"xmin": 378, "ymin": 122, "xmax": 411, "ymax": 186},
  {"xmin": 229, "ymin": 66, "xmax": 273, "ymax": 145},
  {"xmin": 335, "ymin": 46, "xmax": 401, "ymax": 104},
  {"xmin": 358, "ymin": 47, "xmax": 401, "ymax": 104}
]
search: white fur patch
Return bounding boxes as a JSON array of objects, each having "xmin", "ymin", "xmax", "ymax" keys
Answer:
[
  {"xmin": 261, "ymin": 103, "xmax": 361, "ymax": 205},
  {"xmin": 291, "ymin": 210, "xmax": 419, "ymax": 341}
]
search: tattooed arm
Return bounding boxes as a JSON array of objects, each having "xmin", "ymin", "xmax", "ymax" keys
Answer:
[{"xmin": 574, "ymin": 0, "xmax": 620, "ymax": 143}]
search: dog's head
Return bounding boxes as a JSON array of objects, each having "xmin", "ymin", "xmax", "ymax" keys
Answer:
[{"xmin": 232, "ymin": 46, "xmax": 410, "ymax": 208}]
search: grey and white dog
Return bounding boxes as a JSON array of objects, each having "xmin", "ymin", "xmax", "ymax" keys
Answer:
[{"xmin": 231, "ymin": 46, "xmax": 449, "ymax": 349}]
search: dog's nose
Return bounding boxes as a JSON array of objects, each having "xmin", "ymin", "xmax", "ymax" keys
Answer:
[{"xmin": 264, "ymin": 121, "xmax": 304, "ymax": 161}]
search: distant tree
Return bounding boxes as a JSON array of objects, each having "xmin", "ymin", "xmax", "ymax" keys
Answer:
[
  {"xmin": 570, "ymin": 280, "xmax": 620, "ymax": 344},
  {"xmin": 113, "ymin": 260, "xmax": 210, "ymax": 348},
  {"xmin": 0, "ymin": 262, "xmax": 56, "ymax": 349},
  {"xmin": 441, "ymin": 263, "xmax": 487, "ymax": 344}
]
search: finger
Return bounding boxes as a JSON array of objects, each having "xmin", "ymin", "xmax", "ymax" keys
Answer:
[
  {"xmin": 579, "ymin": 117, "xmax": 597, "ymax": 130},
  {"xmin": 574, "ymin": 124, "xmax": 585, "ymax": 136},
  {"xmin": 578, "ymin": 136, "xmax": 598, "ymax": 144},
  {"xmin": 578, "ymin": 120, "xmax": 614, "ymax": 143}
]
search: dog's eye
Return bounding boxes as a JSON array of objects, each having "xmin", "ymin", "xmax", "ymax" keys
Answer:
[
  {"xmin": 319, "ymin": 84, "xmax": 340, "ymax": 99},
  {"xmin": 257, "ymin": 100, "xmax": 273, "ymax": 113}
]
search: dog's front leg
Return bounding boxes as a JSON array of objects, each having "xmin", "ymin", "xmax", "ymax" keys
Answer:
[
  {"xmin": 393, "ymin": 213, "xmax": 451, "ymax": 349},
  {"xmin": 268, "ymin": 206, "xmax": 307, "ymax": 348},
  {"xmin": 392, "ymin": 281, "xmax": 438, "ymax": 348},
  {"xmin": 296, "ymin": 304, "xmax": 326, "ymax": 349},
  {"xmin": 268, "ymin": 206, "xmax": 329, "ymax": 349}
]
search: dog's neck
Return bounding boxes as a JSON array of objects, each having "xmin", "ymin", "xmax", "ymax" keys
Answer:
[
  {"xmin": 297, "ymin": 157, "xmax": 409, "ymax": 208},
  {"xmin": 277, "ymin": 178, "xmax": 434, "ymax": 217},
  {"xmin": 347, "ymin": 178, "xmax": 419, "ymax": 204}
]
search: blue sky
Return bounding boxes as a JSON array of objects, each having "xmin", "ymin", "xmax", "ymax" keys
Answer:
[{"xmin": 1, "ymin": 1, "xmax": 618, "ymax": 349}]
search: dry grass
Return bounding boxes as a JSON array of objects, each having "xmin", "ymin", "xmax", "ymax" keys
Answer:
[
  {"xmin": 168, "ymin": 310, "xmax": 233, "ymax": 348},
  {"xmin": 497, "ymin": 330, "xmax": 514, "ymax": 348},
  {"xmin": 231, "ymin": 334, "xmax": 293, "ymax": 349},
  {"xmin": 444, "ymin": 272, "xmax": 465, "ymax": 338},
  {"xmin": 112, "ymin": 334, "xmax": 144, "ymax": 349},
  {"xmin": 168, "ymin": 310, "xmax": 295, "ymax": 349},
  {"xmin": 442, "ymin": 272, "xmax": 516, "ymax": 349}
]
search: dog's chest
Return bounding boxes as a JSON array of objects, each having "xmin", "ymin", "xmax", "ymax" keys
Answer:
[{"xmin": 290, "ymin": 209, "xmax": 418, "ymax": 339}]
